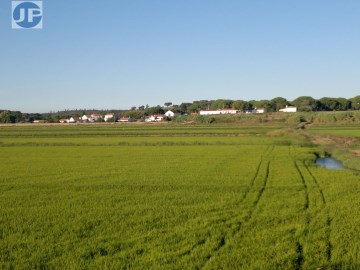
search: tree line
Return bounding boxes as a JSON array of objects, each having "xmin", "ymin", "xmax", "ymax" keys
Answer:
[
  {"xmin": 120, "ymin": 95, "xmax": 360, "ymax": 119},
  {"xmin": 172, "ymin": 96, "xmax": 360, "ymax": 114},
  {"xmin": 1, "ymin": 95, "xmax": 360, "ymax": 123}
]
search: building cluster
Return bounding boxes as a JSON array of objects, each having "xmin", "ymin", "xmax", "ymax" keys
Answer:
[
  {"xmin": 199, "ymin": 108, "xmax": 266, "ymax": 115},
  {"xmin": 59, "ymin": 113, "xmax": 118, "ymax": 123},
  {"xmin": 198, "ymin": 106, "xmax": 296, "ymax": 115},
  {"xmin": 144, "ymin": 111, "xmax": 175, "ymax": 122},
  {"xmin": 58, "ymin": 106, "xmax": 297, "ymax": 123},
  {"xmin": 59, "ymin": 110, "xmax": 177, "ymax": 123}
]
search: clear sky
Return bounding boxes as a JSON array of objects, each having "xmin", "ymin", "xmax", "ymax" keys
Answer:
[{"xmin": 1, "ymin": 0, "xmax": 359, "ymax": 113}]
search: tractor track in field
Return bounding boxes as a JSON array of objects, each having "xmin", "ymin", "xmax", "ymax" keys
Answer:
[
  {"xmin": 192, "ymin": 155, "xmax": 263, "ymax": 228},
  {"xmin": 294, "ymin": 160, "xmax": 310, "ymax": 270},
  {"xmin": 294, "ymin": 241, "xmax": 304, "ymax": 270},
  {"xmin": 198, "ymin": 145, "xmax": 271, "ymax": 224},
  {"xmin": 302, "ymin": 162, "xmax": 332, "ymax": 263},
  {"xmin": 202, "ymin": 149, "xmax": 264, "ymax": 222},
  {"xmin": 264, "ymin": 145, "xmax": 275, "ymax": 156},
  {"xmin": 303, "ymin": 162, "xmax": 326, "ymax": 205},
  {"xmin": 250, "ymin": 161, "xmax": 270, "ymax": 214},
  {"xmin": 198, "ymin": 159, "xmax": 271, "ymax": 270},
  {"xmin": 294, "ymin": 160, "xmax": 332, "ymax": 267},
  {"xmin": 294, "ymin": 161, "xmax": 310, "ymax": 210},
  {"xmin": 180, "ymin": 147, "xmax": 273, "ymax": 269}
]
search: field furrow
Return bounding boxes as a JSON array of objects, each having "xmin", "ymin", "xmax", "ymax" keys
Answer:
[
  {"xmin": 294, "ymin": 160, "xmax": 332, "ymax": 269},
  {"xmin": 294, "ymin": 161, "xmax": 310, "ymax": 210},
  {"xmin": 303, "ymin": 164, "xmax": 332, "ymax": 265}
]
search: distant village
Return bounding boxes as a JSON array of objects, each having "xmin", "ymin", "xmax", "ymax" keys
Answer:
[
  {"xmin": 57, "ymin": 106, "xmax": 297, "ymax": 124},
  {"xmin": 6, "ymin": 95, "xmax": 356, "ymax": 124}
]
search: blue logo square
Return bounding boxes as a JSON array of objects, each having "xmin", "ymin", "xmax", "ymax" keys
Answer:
[{"xmin": 12, "ymin": 1, "xmax": 43, "ymax": 29}]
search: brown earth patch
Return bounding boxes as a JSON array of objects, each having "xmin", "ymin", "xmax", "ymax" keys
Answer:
[{"xmin": 311, "ymin": 134, "xmax": 358, "ymax": 148}]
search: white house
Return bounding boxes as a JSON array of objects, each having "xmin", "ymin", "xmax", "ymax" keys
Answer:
[
  {"xmin": 91, "ymin": 114, "xmax": 103, "ymax": 121},
  {"xmin": 117, "ymin": 117, "xmax": 129, "ymax": 122},
  {"xmin": 164, "ymin": 110, "xmax": 175, "ymax": 117},
  {"xmin": 245, "ymin": 109, "xmax": 256, "ymax": 114},
  {"xmin": 279, "ymin": 105, "xmax": 297, "ymax": 113},
  {"xmin": 81, "ymin": 115, "xmax": 94, "ymax": 122},
  {"xmin": 256, "ymin": 108, "xmax": 265, "ymax": 114},
  {"xmin": 200, "ymin": 109, "xmax": 239, "ymax": 115},
  {"xmin": 199, "ymin": 110, "xmax": 219, "ymax": 115},
  {"xmin": 104, "ymin": 113, "xmax": 115, "ymax": 122},
  {"xmin": 145, "ymin": 114, "xmax": 165, "ymax": 122},
  {"xmin": 68, "ymin": 117, "xmax": 76, "ymax": 123}
]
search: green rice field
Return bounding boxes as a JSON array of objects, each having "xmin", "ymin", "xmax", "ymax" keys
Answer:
[
  {"xmin": 1, "ymin": 124, "xmax": 360, "ymax": 269},
  {"xmin": 310, "ymin": 125, "xmax": 360, "ymax": 138}
]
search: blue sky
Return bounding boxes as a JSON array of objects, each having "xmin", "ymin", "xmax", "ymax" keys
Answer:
[{"xmin": 1, "ymin": 0, "xmax": 359, "ymax": 112}]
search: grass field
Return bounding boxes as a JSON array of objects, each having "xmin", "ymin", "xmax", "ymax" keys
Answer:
[
  {"xmin": 310, "ymin": 125, "xmax": 360, "ymax": 138},
  {"xmin": 1, "ymin": 124, "xmax": 360, "ymax": 269}
]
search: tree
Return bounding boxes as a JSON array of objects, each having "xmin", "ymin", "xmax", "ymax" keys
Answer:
[
  {"xmin": 0, "ymin": 111, "xmax": 14, "ymax": 123},
  {"xmin": 210, "ymin": 99, "xmax": 232, "ymax": 110},
  {"xmin": 123, "ymin": 110, "xmax": 143, "ymax": 120},
  {"xmin": 12, "ymin": 111, "xmax": 26, "ymax": 123},
  {"xmin": 46, "ymin": 114, "xmax": 57, "ymax": 123},
  {"xmin": 191, "ymin": 100, "xmax": 211, "ymax": 111},
  {"xmin": 179, "ymin": 103, "xmax": 192, "ymax": 114},
  {"xmin": 251, "ymin": 100, "xmax": 273, "ymax": 112},
  {"xmin": 337, "ymin": 98, "xmax": 352, "ymax": 111},
  {"xmin": 187, "ymin": 103, "xmax": 203, "ymax": 114},
  {"xmin": 350, "ymin": 96, "xmax": 360, "ymax": 110},
  {"xmin": 292, "ymin": 96, "xmax": 320, "ymax": 112},
  {"xmin": 232, "ymin": 100, "xmax": 253, "ymax": 111},
  {"xmin": 164, "ymin": 102, "xmax": 172, "ymax": 107},
  {"xmin": 270, "ymin": 97, "xmax": 288, "ymax": 112},
  {"xmin": 319, "ymin": 97, "xmax": 341, "ymax": 111},
  {"xmin": 145, "ymin": 105, "xmax": 164, "ymax": 116}
]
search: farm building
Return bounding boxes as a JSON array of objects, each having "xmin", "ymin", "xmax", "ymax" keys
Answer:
[
  {"xmin": 104, "ymin": 113, "xmax": 115, "ymax": 122},
  {"xmin": 81, "ymin": 115, "xmax": 95, "ymax": 122},
  {"xmin": 256, "ymin": 108, "xmax": 265, "ymax": 114},
  {"xmin": 117, "ymin": 117, "xmax": 130, "ymax": 122},
  {"xmin": 245, "ymin": 108, "xmax": 265, "ymax": 114},
  {"xmin": 279, "ymin": 106, "xmax": 297, "ymax": 113},
  {"xmin": 200, "ymin": 109, "xmax": 239, "ymax": 115},
  {"xmin": 67, "ymin": 117, "xmax": 80, "ymax": 123},
  {"xmin": 164, "ymin": 110, "xmax": 175, "ymax": 117},
  {"xmin": 145, "ymin": 114, "xmax": 165, "ymax": 122}
]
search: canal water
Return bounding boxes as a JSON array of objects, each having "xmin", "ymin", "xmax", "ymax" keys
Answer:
[{"xmin": 316, "ymin": 157, "xmax": 344, "ymax": 170}]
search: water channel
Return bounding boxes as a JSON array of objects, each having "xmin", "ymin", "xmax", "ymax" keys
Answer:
[{"xmin": 316, "ymin": 157, "xmax": 344, "ymax": 170}]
